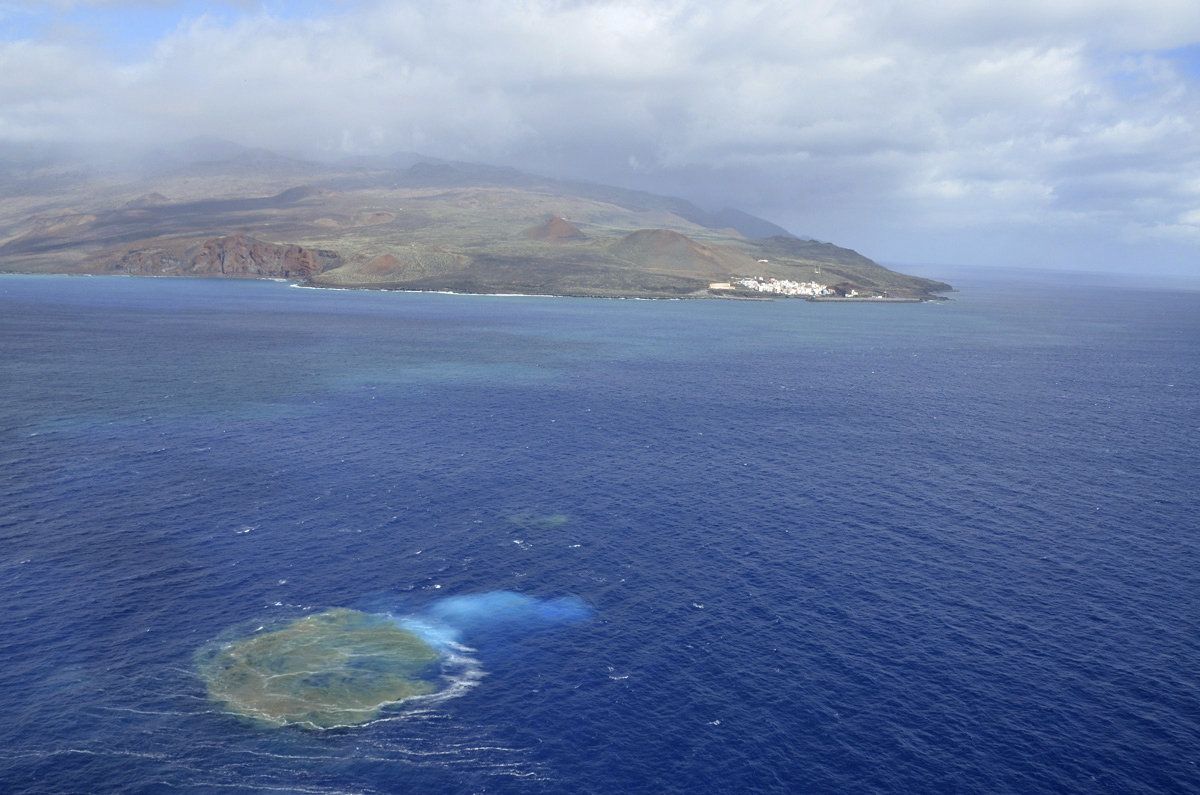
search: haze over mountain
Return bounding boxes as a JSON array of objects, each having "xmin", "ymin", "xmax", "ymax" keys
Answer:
[
  {"xmin": 0, "ymin": 142, "xmax": 948, "ymax": 298},
  {"xmin": 0, "ymin": 2, "xmax": 1197, "ymax": 278}
]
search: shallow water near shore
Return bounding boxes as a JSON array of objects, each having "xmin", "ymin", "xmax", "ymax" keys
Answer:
[{"xmin": 1, "ymin": 272, "xmax": 1197, "ymax": 792}]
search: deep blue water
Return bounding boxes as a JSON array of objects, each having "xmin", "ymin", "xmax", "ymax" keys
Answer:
[{"xmin": 1, "ymin": 273, "xmax": 1197, "ymax": 793}]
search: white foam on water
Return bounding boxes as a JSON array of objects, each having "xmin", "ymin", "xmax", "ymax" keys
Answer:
[{"xmin": 200, "ymin": 591, "xmax": 589, "ymax": 732}]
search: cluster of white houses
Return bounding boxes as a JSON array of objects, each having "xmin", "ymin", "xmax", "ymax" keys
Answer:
[{"xmin": 709, "ymin": 277, "xmax": 856, "ymax": 298}]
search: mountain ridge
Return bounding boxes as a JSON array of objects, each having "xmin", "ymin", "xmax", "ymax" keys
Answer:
[{"xmin": 0, "ymin": 144, "xmax": 950, "ymax": 299}]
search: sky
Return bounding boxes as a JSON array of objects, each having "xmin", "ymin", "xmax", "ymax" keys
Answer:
[{"xmin": 1, "ymin": 1, "xmax": 1199, "ymax": 275}]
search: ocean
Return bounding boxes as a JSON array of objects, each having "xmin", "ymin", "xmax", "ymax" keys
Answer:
[{"xmin": 1, "ymin": 272, "xmax": 1197, "ymax": 793}]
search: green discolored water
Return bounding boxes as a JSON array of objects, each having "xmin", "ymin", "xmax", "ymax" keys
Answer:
[
  {"xmin": 507, "ymin": 510, "xmax": 570, "ymax": 529},
  {"xmin": 196, "ymin": 609, "xmax": 441, "ymax": 729}
]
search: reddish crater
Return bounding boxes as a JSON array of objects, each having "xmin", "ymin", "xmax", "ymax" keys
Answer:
[{"xmin": 523, "ymin": 215, "xmax": 587, "ymax": 242}]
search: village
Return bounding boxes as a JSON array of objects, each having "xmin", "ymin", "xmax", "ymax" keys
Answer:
[{"xmin": 708, "ymin": 276, "xmax": 858, "ymax": 298}]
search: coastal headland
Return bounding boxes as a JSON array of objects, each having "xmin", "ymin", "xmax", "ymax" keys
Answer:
[{"xmin": 0, "ymin": 143, "xmax": 950, "ymax": 300}]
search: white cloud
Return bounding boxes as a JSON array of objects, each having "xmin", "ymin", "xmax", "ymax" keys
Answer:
[{"xmin": 0, "ymin": 0, "xmax": 1197, "ymax": 271}]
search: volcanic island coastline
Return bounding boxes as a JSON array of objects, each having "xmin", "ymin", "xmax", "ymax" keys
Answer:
[{"xmin": 0, "ymin": 147, "xmax": 951, "ymax": 301}]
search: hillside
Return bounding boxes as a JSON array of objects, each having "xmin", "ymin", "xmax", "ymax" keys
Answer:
[{"xmin": 0, "ymin": 144, "xmax": 950, "ymax": 299}]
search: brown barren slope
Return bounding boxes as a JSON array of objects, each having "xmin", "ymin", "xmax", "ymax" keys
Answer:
[{"xmin": 524, "ymin": 215, "xmax": 587, "ymax": 242}]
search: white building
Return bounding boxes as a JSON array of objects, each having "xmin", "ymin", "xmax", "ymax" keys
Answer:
[{"xmin": 732, "ymin": 276, "xmax": 832, "ymax": 297}]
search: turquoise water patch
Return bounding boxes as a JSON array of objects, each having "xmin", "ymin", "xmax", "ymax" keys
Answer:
[
  {"xmin": 196, "ymin": 609, "xmax": 441, "ymax": 729},
  {"xmin": 197, "ymin": 592, "xmax": 591, "ymax": 729}
]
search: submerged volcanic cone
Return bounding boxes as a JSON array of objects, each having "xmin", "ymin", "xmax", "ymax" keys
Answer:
[
  {"xmin": 196, "ymin": 609, "xmax": 441, "ymax": 729},
  {"xmin": 197, "ymin": 591, "xmax": 592, "ymax": 730}
]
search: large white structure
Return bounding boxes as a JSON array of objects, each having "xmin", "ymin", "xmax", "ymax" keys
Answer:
[{"xmin": 733, "ymin": 277, "xmax": 832, "ymax": 297}]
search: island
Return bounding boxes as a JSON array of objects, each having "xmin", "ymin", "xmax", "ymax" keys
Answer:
[{"xmin": 0, "ymin": 142, "xmax": 950, "ymax": 300}]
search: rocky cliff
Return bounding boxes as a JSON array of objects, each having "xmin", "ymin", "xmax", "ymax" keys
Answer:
[{"xmin": 109, "ymin": 234, "xmax": 340, "ymax": 279}]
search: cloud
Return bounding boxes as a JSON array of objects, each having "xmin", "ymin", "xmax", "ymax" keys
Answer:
[{"xmin": 0, "ymin": 0, "xmax": 1198, "ymax": 271}]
